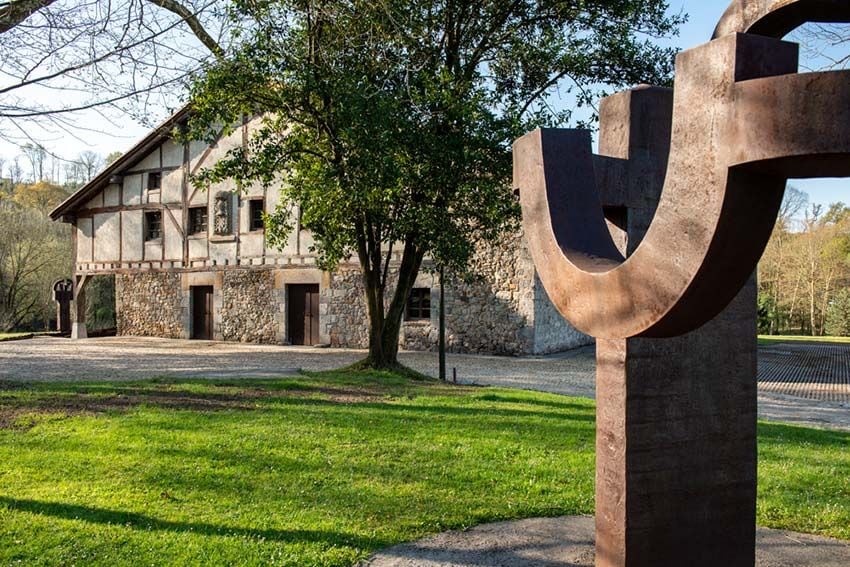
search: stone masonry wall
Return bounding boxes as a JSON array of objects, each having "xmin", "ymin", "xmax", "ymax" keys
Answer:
[
  {"xmin": 322, "ymin": 230, "xmax": 589, "ymax": 355},
  {"xmin": 533, "ymin": 273, "xmax": 592, "ymax": 354},
  {"xmin": 220, "ymin": 269, "xmax": 279, "ymax": 343},
  {"xmin": 116, "ymin": 272, "xmax": 185, "ymax": 338},
  {"xmin": 442, "ymin": 231, "xmax": 536, "ymax": 355}
]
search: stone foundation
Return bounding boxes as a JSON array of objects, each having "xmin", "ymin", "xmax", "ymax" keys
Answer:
[
  {"xmin": 113, "ymin": 235, "xmax": 590, "ymax": 354},
  {"xmin": 220, "ymin": 269, "xmax": 279, "ymax": 343},
  {"xmin": 116, "ymin": 272, "xmax": 185, "ymax": 338}
]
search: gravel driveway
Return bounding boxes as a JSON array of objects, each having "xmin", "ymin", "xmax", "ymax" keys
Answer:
[{"xmin": 1, "ymin": 336, "xmax": 847, "ymax": 430}]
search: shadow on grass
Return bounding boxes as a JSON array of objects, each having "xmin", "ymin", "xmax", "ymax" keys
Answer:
[
  {"xmin": 758, "ymin": 422, "xmax": 850, "ymax": 448},
  {"xmin": 0, "ymin": 496, "xmax": 387, "ymax": 549}
]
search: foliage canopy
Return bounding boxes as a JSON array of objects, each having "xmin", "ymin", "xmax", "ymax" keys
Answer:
[{"xmin": 187, "ymin": 0, "xmax": 683, "ymax": 366}]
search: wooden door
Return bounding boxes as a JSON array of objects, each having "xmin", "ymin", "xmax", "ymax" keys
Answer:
[
  {"xmin": 288, "ymin": 284, "xmax": 320, "ymax": 345},
  {"xmin": 192, "ymin": 286, "xmax": 214, "ymax": 340}
]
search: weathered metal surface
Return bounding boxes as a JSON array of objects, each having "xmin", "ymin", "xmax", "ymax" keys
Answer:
[
  {"xmin": 514, "ymin": 1, "xmax": 850, "ymax": 566},
  {"xmin": 515, "ymin": 19, "xmax": 850, "ymax": 340},
  {"xmin": 714, "ymin": 0, "xmax": 850, "ymax": 39}
]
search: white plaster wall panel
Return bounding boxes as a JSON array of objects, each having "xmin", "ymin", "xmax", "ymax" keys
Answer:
[
  {"xmin": 161, "ymin": 139, "xmax": 183, "ymax": 168},
  {"xmin": 84, "ymin": 191, "xmax": 103, "ymax": 210},
  {"xmin": 299, "ymin": 229, "xmax": 316, "ymax": 256},
  {"xmin": 144, "ymin": 240, "xmax": 163, "ymax": 261},
  {"xmin": 93, "ymin": 213, "xmax": 120, "ymax": 262},
  {"xmin": 189, "ymin": 184, "xmax": 210, "ymax": 206},
  {"xmin": 188, "ymin": 237, "xmax": 207, "ymax": 259},
  {"xmin": 161, "ymin": 168, "xmax": 183, "ymax": 204},
  {"xmin": 103, "ymin": 184, "xmax": 121, "ymax": 207},
  {"xmin": 241, "ymin": 232, "xmax": 264, "ymax": 258},
  {"xmin": 244, "ymin": 180, "xmax": 264, "ymax": 198},
  {"xmin": 122, "ymin": 174, "xmax": 143, "ymax": 205},
  {"xmin": 77, "ymin": 218, "xmax": 93, "ymax": 262},
  {"xmin": 209, "ymin": 241, "xmax": 237, "ymax": 265},
  {"xmin": 190, "ymin": 126, "xmax": 242, "ymax": 174},
  {"xmin": 122, "ymin": 210, "xmax": 143, "ymax": 262},
  {"xmin": 164, "ymin": 211, "xmax": 183, "ymax": 260},
  {"xmin": 130, "ymin": 146, "xmax": 162, "ymax": 171},
  {"xmin": 188, "ymin": 139, "xmax": 208, "ymax": 163}
]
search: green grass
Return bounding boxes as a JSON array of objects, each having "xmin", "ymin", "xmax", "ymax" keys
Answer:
[
  {"xmin": 0, "ymin": 332, "xmax": 34, "ymax": 342},
  {"xmin": 0, "ymin": 371, "xmax": 847, "ymax": 566},
  {"xmin": 758, "ymin": 334, "xmax": 850, "ymax": 345}
]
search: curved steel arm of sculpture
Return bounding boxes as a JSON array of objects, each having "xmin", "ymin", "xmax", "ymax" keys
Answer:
[
  {"xmin": 714, "ymin": 0, "xmax": 850, "ymax": 39},
  {"xmin": 516, "ymin": 0, "xmax": 850, "ymax": 339}
]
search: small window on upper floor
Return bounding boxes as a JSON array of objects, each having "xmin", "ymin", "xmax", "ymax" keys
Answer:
[
  {"xmin": 249, "ymin": 198, "xmax": 265, "ymax": 232},
  {"xmin": 406, "ymin": 288, "xmax": 431, "ymax": 321},
  {"xmin": 145, "ymin": 211, "xmax": 162, "ymax": 241},
  {"xmin": 189, "ymin": 206, "xmax": 208, "ymax": 235},
  {"xmin": 147, "ymin": 171, "xmax": 162, "ymax": 191}
]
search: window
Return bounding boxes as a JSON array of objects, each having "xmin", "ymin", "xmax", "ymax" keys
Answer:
[
  {"xmin": 189, "ymin": 206, "xmax": 208, "ymax": 235},
  {"xmin": 147, "ymin": 171, "xmax": 162, "ymax": 191},
  {"xmin": 249, "ymin": 199, "xmax": 265, "ymax": 231},
  {"xmin": 145, "ymin": 211, "xmax": 162, "ymax": 241},
  {"xmin": 406, "ymin": 288, "xmax": 431, "ymax": 320}
]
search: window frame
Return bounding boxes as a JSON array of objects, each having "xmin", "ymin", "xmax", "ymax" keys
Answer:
[
  {"xmin": 248, "ymin": 198, "xmax": 265, "ymax": 232},
  {"xmin": 188, "ymin": 206, "xmax": 208, "ymax": 236},
  {"xmin": 147, "ymin": 171, "xmax": 162, "ymax": 192},
  {"xmin": 144, "ymin": 210, "xmax": 163, "ymax": 242},
  {"xmin": 405, "ymin": 288, "xmax": 432, "ymax": 321}
]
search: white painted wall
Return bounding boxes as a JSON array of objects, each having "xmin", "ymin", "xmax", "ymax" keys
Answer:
[{"xmin": 93, "ymin": 213, "xmax": 120, "ymax": 262}]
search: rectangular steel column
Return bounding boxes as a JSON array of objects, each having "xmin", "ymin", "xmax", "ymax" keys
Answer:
[{"xmin": 595, "ymin": 279, "xmax": 757, "ymax": 566}]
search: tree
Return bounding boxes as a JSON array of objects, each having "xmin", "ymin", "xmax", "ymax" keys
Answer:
[
  {"xmin": 825, "ymin": 288, "xmax": 850, "ymax": 336},
  {"xmin": 76, "ymin": 151, "xmax": 103, "ymax": 182},
  {"xmin": 793, "ymin": 23, "xmax": 850, "ymax": 71},
  {"xmin": 0, "ymin": 205, "xmax": 71, "ymax": 331},
  {"xmin": 105, "ymin": 151, "xmax": 123, "ymax": 166},
  {"xmin": 0, "ymin": 0, "xmax": 227, "ymax": 148},
  {"xmin": 758, "ymin": 185, "xmax": 809, "ymax": 334},
  {"xmin": 12, "ymin": 180, "xmax": 69, "ymax": 213},
  {"xmin": 188, "ymin": 0, "xmax": 682, "ymax": 369},
  {"xmin": 20, "ymin": 142, "xmax": 46, "ymax": 181}
]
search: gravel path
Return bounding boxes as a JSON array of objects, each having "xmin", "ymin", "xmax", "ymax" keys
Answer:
[
  {"xmin": 359, "ymin": 516, "xmax": 850, "ymax": 567},
  {"xmin": 1, "ymin": 336, "xmax": 847, "ymax": 430}
]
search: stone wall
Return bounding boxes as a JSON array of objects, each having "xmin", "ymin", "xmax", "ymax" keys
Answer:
[
  {"xmin": 533, "ymin": 273, "xmax": 592, "ymax": 354},
  {"xmin": 220, "ymin": 269, "xmax": 280, "ymax": 343},
  {"xmin": 115, "ymin": 272, "xmax": 185, "ymax": 338},
  {"xmin": 322, "ymin": 267, "xmax": 370, "ymax": 348},
  {"xmin": 322, "ymin": 231, "xmax": 589, "ymax": 355},
  {"xmin": 441, "ymin": 231, "xmax": 536, "ymax": 355}
]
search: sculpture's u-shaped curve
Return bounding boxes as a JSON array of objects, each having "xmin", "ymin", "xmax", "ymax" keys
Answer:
[
  {"xmin": 714, "ymin": 0, "xmax": 850, "ymax": 39},
  {"xmin": 516, "ymin": 0, "xmax": 850, "ymax": 339}
]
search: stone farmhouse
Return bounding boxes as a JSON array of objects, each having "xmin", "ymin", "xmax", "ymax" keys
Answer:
[{"xmin": 50, "ymin": 108, "xmax": 589, "ymax": 355}]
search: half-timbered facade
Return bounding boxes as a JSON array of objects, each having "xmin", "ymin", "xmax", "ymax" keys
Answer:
[{"xmin": 50, "ymin": 109, "xmax": 589, "ymax": 355}]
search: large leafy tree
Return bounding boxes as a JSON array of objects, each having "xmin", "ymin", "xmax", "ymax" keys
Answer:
[{"xmin": 187, "ymin": 0, "xmax": 683, "ymax": 369}]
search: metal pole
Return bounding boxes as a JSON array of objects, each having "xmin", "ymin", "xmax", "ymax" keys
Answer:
[{"xmin": 439, "ymin": 266, "xmax": 446, "ymax": 381}]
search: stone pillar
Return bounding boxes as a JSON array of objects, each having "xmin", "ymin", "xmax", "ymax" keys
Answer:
[
  {"xmin": 595, "ymin": 280, "xmax": 757, "ymax": 567},
  {"xmin": 71, "ymin": 275, "xmax": 88, "ymax": 339}
]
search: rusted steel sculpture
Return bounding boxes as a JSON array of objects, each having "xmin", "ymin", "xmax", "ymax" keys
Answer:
[{"xmin": 514, "ymin": 1, "xmax": 850, "ymax": 566}]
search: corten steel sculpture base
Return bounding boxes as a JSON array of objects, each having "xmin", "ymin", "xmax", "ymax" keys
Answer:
[{"xmin": 513, "ymin": 2, "xmax": 850, "ymax": 566}]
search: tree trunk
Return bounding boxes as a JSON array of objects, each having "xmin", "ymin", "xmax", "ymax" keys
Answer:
[{"xmin": 359, "ymin": 236, "xmax": 424, "ymax": 370}]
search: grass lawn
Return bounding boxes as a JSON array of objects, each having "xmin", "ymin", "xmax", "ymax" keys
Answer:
[
  {"xmin": 758, "ymin": 334, "xmax": 850, "ymax": 346},
  {"xmin": 0, "ymin": 371, "xmax": 847, "ymax": 566},
  {"xmin": 0, "ymin": 332, "xmax": 34, "ymax": 342}
]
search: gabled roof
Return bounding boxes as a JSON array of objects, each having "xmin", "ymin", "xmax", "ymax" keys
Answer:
[{"xmin": 50, "ymin": 105, "xmax": 191, "ymax": 221}]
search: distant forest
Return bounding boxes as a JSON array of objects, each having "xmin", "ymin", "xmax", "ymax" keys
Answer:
[{"xmin": 759, "ymin": 186, "xmax": 850, "ymax": 337}]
